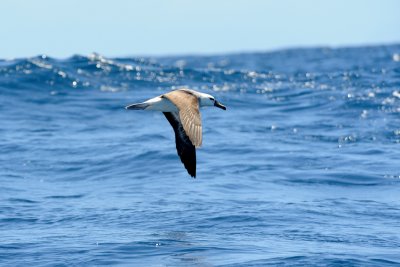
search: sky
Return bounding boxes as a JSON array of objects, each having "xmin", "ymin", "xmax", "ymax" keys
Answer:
[{"xmin": 1, "ymin": 0, "xmax": 399, "ymax": 58}]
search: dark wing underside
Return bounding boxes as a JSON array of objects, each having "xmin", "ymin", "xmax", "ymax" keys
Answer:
[{"xmin": 163, "ymin": 112, "xmax": 196, "ymax": 178}]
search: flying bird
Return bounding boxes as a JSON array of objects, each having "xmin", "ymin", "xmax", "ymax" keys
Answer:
[{"xmin": 125, "ymin": 89, "xmax": 226, "ymax": 178}]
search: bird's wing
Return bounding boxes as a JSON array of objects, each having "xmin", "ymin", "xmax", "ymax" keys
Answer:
[
  {"xmin": 163, "ymin": 90, "xmax": 202, "ymax": 147},
  {"xmin": 163, "ymin": 112, "xmax": 196, "ymax": 178}
]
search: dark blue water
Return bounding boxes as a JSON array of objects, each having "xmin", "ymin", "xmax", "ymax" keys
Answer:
[{"xmin": 1, "ymin": 45, "xmax": 400, "ymax": 266}]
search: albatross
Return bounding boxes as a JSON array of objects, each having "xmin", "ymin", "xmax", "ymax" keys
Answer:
[{"xmin": 125, "ymin": 89, "xmax": 226, "ymax": 178}]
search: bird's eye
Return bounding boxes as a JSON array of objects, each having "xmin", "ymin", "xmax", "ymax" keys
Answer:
[{"xmin": 209, "ymin": 97, "xmax": 214, "ymax": 101}]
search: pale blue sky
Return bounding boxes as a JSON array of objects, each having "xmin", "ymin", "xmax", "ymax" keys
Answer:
[{"xmin": 1, "ymin": 0, "xmax": 399, "ymax": 58}]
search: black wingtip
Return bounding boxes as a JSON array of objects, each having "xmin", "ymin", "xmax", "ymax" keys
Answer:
[
  {"xmin": 185, "ymin": 163, "xmax": 196, "ymax": 178},
  {"xmin": 163, "ymin": 112, "xmax": 198, "ymax": 179}
]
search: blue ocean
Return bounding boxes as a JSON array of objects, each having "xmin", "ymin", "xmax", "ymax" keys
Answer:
[{"xmin": 1, "ymin": 45, "xmax": 400, "ymax": 266}]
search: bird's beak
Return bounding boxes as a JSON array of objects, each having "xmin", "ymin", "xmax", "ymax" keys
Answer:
[{"xmin": 214, "ymin": 100, "xmax": 226, "ymax": 110}]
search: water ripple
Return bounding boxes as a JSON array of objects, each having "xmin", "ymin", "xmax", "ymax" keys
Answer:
[{"xmin": 1, "ymin": 44, "xmax": 400, "ymax": 266}]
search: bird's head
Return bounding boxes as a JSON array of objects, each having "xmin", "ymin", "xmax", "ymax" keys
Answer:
[{"xmin": 199, "ymin": 93, "xmax": 226, "ymax": 110}]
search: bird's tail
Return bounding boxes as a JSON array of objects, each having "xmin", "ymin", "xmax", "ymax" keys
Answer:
[{"xmin": 125, "ymin": 102, "xmax": 149, "ymax": 110}]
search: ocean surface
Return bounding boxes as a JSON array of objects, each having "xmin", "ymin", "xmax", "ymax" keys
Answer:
[{"xmin": 1, "ymin": 45, "xmax": 400, "ymax": 266}]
